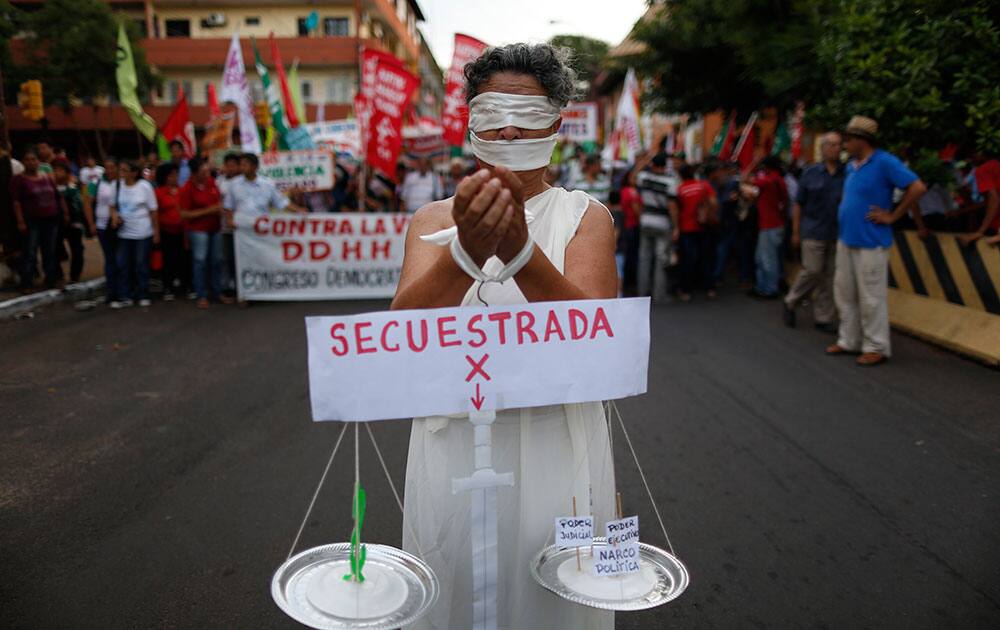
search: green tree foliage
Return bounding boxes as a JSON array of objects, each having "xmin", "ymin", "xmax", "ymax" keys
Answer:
[
  {"xmin": 3, "ymin": 0, "xmax": 157, "ymax": 107},
  {"xmin": 631, "ymin": 0, "xmax": 834, "ymax": 114},
  {"xmin": 629, "ymin": 0, "xmax": 1000, "ymax": 161},
  {"xmin": 811, "ymin": 0, "xmax": 1000, "ymax": 157},
  {"xmin": 549, "ymin": 34, "xmax": 611, "ymax": 88}
]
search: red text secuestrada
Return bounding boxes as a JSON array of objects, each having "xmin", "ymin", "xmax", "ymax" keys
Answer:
[{"xmin": 329, "ymin": 306, "xmax": 615, "ymax": 357}]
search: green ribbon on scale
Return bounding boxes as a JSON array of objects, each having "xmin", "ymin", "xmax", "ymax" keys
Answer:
[{"xmin": 343, "ymin": 481, "xmax": 367, "ymax": 582}]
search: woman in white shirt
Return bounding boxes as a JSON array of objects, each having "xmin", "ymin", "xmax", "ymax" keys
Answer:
[
  {"xmin": 109, "ymin": 160, "xmax": 159, "ymax": 308},
  {"xmin": 91, "ymin": 158, "xmax": 122, "ymax": 305}
]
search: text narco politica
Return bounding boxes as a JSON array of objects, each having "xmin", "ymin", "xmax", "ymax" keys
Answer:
[{"xmin": 329, "ymin": 305, "xmax": 615, "ymax": 357}]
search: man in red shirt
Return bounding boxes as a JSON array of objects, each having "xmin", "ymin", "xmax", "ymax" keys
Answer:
[
  {"xmin": 745, "ymin": 156, "xmax": 789, "ymax": 298},
  {"xmin": 673, "ymin": 163, "xmax": 718, "ymax": 301},
  {"xmin": 960, "ymin": 154, "xmax": 1000, "ymax": 246},
  {"xmin": 179, "ymin": 158, "xmax": 227, "ymax": 308}
]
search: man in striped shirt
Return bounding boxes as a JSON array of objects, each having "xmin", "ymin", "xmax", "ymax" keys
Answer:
[
  {"xmin": 572, "ymin": 154, "xmax": 611, "ymax": 203},
  {"xmin": 635, "ymin": 152, "xmax": 680, "ymax": 301}
]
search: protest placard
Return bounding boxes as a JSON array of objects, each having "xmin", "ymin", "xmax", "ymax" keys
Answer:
[
  {"xmin": 559, "ymin": 102, "xmax": 599, "ymax": 143},
  {"xmin": 305, "ymin": 297, "xmax": 650, "ymax": 421},
  {"xmin": 303, "ymin": 119, "xmax": 361, "ymax": 156},
  {"xmin": 258, "ymin": 149, "xmax": 335, "ymax": 192},
  {"xmin": 592, "ymin": 515, "xmax": 641, "ymax": 577},
  {"xmin": 555, "ymin": 517, "xmax": 594, "ymax": 548},
  {"xmin": 234, "ymin": 212, "xmax": 409, "ymax": 301}
]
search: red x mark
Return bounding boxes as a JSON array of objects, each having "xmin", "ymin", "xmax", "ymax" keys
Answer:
[{"xmin": 465, "ymin": 353, "xmax": 491, "ymax": 382}]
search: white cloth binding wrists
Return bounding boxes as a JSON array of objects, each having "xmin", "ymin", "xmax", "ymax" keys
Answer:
[{"xmin": 420, "ymin": 227, "xmax": 534, "ymax": 283}]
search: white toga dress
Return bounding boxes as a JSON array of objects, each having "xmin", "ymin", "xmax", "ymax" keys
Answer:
[{"xmin": 402, "ymin": 187, "xmax": 616, "ymax": 630}]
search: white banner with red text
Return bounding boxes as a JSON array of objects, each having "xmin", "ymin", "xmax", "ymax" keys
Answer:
[
  {"xmin": 234, "ymin": 212, "xmax": 409, "ymax": 301},
  {"xmin": 306, "ymin": 297, "xmax": 650, "ymax": 421}
]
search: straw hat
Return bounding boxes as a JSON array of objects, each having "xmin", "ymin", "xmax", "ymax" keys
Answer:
[{"xmin": 844, "ymin": 115, "xmax": 878, "ymax": 142}]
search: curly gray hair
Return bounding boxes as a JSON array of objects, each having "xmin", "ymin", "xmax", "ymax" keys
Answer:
[{"xmin": 463, "ymin": 43, "xmax": 577, "ymax": 107}]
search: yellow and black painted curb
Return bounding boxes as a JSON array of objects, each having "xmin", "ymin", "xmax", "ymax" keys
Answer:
[{"xmin": 887, "ymin": 230, "xmax": 1000, "ymax": 365}]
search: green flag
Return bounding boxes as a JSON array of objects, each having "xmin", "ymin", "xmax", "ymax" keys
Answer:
[
  {"xmin": 771, "ymin": 122, "xmax": 791, "ymax": 156},
  {"xmin": 710, "ymin": 118, "xmax": 730, "ymax": 156},
  {"xmin": 288, "ymin": 60, "xmax": 307, "ymax": 125},
  {"xmin": 115, "ymin": 23, "xmax": 157, "ymax": 142},
  {"xmin": 251, "ymin": 37, "xmax": 291, "ymax": 150}
]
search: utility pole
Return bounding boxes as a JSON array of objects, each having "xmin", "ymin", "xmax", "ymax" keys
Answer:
[{"xmin": 355, "ymin": 0, "xmax": 367, "ymax": 212}]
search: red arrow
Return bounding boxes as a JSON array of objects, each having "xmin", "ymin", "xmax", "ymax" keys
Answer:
[{"xmin": 470, "ymin": 383, "xmax": 485, "ymax": 410}]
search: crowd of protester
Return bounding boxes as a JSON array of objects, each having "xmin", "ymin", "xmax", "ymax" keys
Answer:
[{"xmin": 5, "ymin": 118, "xmax": 998, "ymax": 354}]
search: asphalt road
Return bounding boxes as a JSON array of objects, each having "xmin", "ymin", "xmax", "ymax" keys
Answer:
[{"xmin": 1, "ymin": 291, "xmax": 998, "ymax": 629}]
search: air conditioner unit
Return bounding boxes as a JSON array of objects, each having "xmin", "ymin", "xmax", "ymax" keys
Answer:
[{"xmin": 202, "ymin": 13, "xmax": 227, "ymax": 27}]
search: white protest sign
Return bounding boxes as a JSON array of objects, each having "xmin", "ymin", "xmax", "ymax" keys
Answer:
[
  {"xmin": 559, "ymin": 102, "xmax": 599, "ymax": 143},
  {"xmin": 605, "ymin": 516, "xmax": 639, "ymax": 547},
  {"xmin": 555, "ymin": 517, "xmax": 593, "ymax": 548},
  {"xmin": 593, "ymin": 544, "xmax": 641, "ymax": 577},
  {"xmin": 306, "ymin": 297, "xmax": 650, "ymax": 421},
  {"xmin": 303, "ymin": 119, "xmax": 361, "ymax": 156},
  {"xmin": 259, "ymin": 149, "xmax": 335, "ymax": 192},
  {"xmin": 234, "ymin": 212, "xmax": 408, "ymax": 301},
  {"xmin": 593, "ymin": 515, "xmax": 640, "ymax": 577}
]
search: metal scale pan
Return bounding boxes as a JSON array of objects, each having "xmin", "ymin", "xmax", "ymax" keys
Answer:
[
  {"xmin": 272, "ymin": 543, "xmax": 438, "ymax": 630},
  {"xmin": 531, "ymin": 537, "xmax": 689, "ymax": 611}
]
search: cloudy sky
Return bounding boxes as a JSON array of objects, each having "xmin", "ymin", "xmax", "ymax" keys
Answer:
[{"xmin": 417, "ymin": 0, "xmax": 649, "ymax": 67}]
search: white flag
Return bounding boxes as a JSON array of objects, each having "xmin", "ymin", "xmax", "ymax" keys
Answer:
[
  {"xmin": 220, "ymin": 33, "xmax": 262, "ymax": 155},
  {"xmin": 611, "ymin": 68, "xmax": 643, "ymax": 163}
]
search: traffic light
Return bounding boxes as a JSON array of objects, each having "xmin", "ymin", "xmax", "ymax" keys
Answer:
[
  {"xmin": 255, "ymin": 101, "xmax": 271, "ymax": 127},
  {"xmin": 18, "ymin": 80, "xmax": 44, "ymax": 122}
]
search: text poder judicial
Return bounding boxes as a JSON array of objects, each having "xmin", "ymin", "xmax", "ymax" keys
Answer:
[{"xmin": 329, "ymin": 305, "xmax": 615, "ymax": 357}]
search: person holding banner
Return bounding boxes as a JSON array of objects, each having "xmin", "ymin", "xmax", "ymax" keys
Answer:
[{"xmin": 393, "ymin": 43, "xmax": 617, "ymax": 630}]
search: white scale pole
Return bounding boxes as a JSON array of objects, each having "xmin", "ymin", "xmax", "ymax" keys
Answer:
[{"xmin": 451, "ymin": 410, "xmax": 514, "ymax": 630}]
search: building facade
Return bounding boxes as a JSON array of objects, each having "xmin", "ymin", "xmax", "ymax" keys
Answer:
[{"xmin": 7, "ymin": 0, "xmax": 442, "ymax": 157}]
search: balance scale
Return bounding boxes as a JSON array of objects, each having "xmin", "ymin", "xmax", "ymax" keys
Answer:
[{"xmin": 271, "ymin": 299, "xmax": 688, "ymax": 629}]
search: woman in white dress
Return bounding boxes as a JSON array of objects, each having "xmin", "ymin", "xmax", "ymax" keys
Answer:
[{"xmin": 392, "ymin": 43, "xmax": 617, "ymax": 630}]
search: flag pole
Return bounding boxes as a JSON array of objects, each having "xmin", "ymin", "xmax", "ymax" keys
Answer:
[{"xmin": 355, "ymin": 0, "xmax": 367, "ymax": 213}]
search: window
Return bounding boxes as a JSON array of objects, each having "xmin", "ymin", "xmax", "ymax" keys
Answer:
[
  {"xmin": 164, "ymin": 19, "xmax": 190, "ymax": 38},
  {"xmin": 323, "ymin": 17, "xmax": 349, "ymax": 36},
  {"xmin": 297, "ymin": 18, "xmax": 309, "ymax": 36},
  {"xmin": 245, "ymin": 16, "xmax": 260, "ymax": 26},
  {"xmin": 168, "ymin": 80, "xmax": 193, "ymax": 105},
  {"xmin": 325, "ymin": 76, "xmax": 355, "ymax": 104},
  {"xmin": 301, "ymin": 81, "xmax": 313, "ymax": 102}
]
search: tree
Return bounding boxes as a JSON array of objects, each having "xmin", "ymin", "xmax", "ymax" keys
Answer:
[
  {"xmin": 11, "ymin": 0, "xmax": 158, "ymax": 107},
  {"xmin": 810, "ymin": 0, "xmax": 1000, "ymax": 161},
  {"xmin": 549, "ymin": 34, "xmax": 610, "ymax": 89},
  {"xmin": 630, "ymin": 0, "xmax": 835, "ymax": 115}
]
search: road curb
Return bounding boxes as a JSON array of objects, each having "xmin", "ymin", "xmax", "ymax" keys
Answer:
[
  {"xmin": 889, "ymin": 288, "xmax": 1000, "ymax": 367},
  {"xmin": 0, "ymin": 278, "xmax": 106, "ymax": 320}
]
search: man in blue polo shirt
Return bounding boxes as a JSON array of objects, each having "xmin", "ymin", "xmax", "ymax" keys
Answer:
[{"xmin": 828, "ymin": 116, "xmax": 926, "ymax": 366}]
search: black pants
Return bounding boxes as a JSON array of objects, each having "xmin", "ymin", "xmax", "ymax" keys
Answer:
[
  {"xmin": 679, "ymin": 231, "xmax": 716, "ymax": 294},
  {"xmin": 21, "ymin": 216, "xmax": 60, "ymax": 289},
  {"xmin": 64, "ymin": 225, "xmax": 85, "ymax": 282},
  {"xmin": 160, "ymin": 231, "xmax": 188, "ymax": 296}
]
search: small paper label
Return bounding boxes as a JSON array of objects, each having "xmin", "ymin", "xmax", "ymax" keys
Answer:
[
  {"xmin": 592, "ymin": 545, "xmax": 641, "ymax": 576},
  {"xmin": 554, "ymin": 516, "xmax": 594, "ymax": 547},
  {"xmin": 605, "ymin": 516, "xmax": 639, "ymax": 547}
]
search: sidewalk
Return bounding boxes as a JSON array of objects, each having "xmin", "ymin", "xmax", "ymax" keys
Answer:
[{"xmin": 0, "ymin": 238, "xmax": 106, "ymax": 319}]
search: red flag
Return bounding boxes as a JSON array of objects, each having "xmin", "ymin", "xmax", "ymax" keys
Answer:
[
  {"xmin": 161, "ymin": 88, "xmax": 196, "ymax": 158},
  {"xmin": 442, "ymin": 33, "xmax": 488, "ymax": 146},
  {"xmin": 737, "ymin": 124, "xmax": 756, "ymax": 171},
  {"xmin": 718, "ymin": 113, "xmax": 738, "ymax": 160},
  {"xmin": 362, "ymin": 49, "xmax": 420, "ymax": 181},
  {"xmin": 269, "ymin": 32, "xmax": 300, "ymax": 128},
  {"xmin": 790, "ymin": 102, "xmax": 805, "ymax": 161},
  {"xmin": 207, "ymin": 82, "xmax": 220, "ymax": 118}
]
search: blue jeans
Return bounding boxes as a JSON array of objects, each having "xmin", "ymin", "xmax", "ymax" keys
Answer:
[
  {"xmin": 116, "ymin": 237, "xmax": 152, "ymax": 301},
  {"xmin": 755, "ymin": 226, "xmax": 784, "ymax": 296},
  {"xmin": 97, "ymin": 228, "xmax": 121, "ymax": 301},
  {"xmin": 21, "ymin": 216, "xmax": 60, "ymax": 289},
  {"xmin": 188, "ymin": 230, "xmax": 222, "ymax": 300}
]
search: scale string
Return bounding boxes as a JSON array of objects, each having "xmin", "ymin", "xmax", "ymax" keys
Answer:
[
  {"xmin": 365, "ymin": 422, "xmax": 428, "ymax": 562},
  {"xmin": 286, "ymin": 422, "xmax": 349, "ymax": 560},
  {"xmin": 610, "ymin": 400, "xmax": 677, "ymax": 556}
]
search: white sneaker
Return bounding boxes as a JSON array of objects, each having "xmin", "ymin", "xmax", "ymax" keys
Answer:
[
  {"xmin": 110, "ymin": 301, "xmax": 126, "ymax": 309},
  {"xmin": 139, "ymin": 299, "xmax": 152, "ymax": 307},
  {"xmin": 163, "ymin": 293, "xmax": 175, "ymax": 302},
  {"xmin": 186, "ymin": 291, "xmax": 198, "ymax": 300},
  {"xmin": 120, "ymin": 298, "xmax": 134, "ymax": 308}
]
